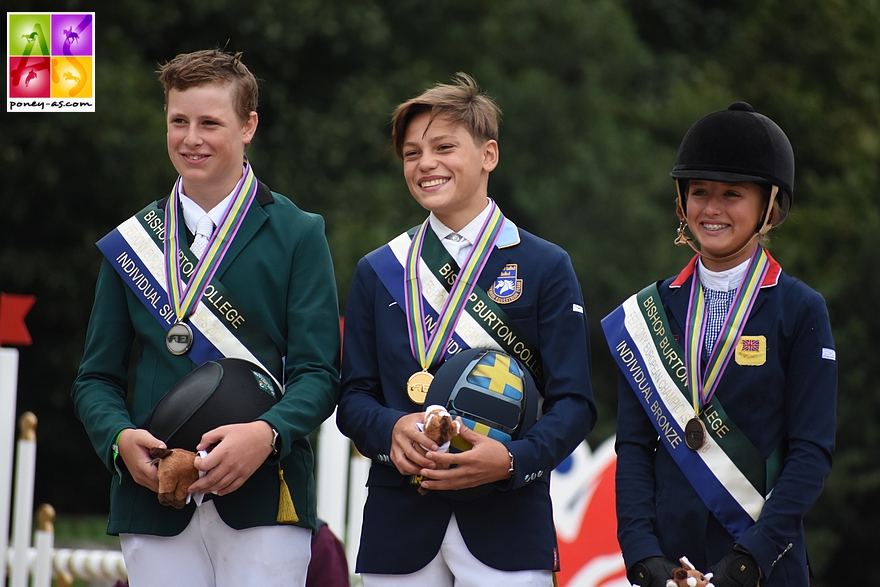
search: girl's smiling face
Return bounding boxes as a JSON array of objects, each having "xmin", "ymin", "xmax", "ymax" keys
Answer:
[{"xmin": 685, "ymin": 179, "xmax": 766, "ymax": 271}]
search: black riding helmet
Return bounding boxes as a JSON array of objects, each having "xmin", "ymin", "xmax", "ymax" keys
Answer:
[
  {"xmin": 143, "ymin": 357, "xmax": 280, "ymax": 451},
  {"xmin": 671, "ymin": 101, "xmax": 794, "ymax": 223}
]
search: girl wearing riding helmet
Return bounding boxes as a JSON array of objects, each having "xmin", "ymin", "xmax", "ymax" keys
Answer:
[{"xmin": 603, "ymin": 102, "xmax": 837, "ymax": 587}]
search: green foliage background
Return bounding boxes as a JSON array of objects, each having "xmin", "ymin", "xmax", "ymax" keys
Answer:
[{"xmin": 2, "ymin": 1, "xmax": 878, "ymax": 583}]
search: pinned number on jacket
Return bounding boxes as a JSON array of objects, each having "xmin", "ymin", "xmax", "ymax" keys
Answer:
[
  {"xmin": 822, "ymin": 348, "xmax": 836, "ymax": 361},
  {"xmin": 572, "ymin": 304, "xmax": 583, "ymax": 314}
]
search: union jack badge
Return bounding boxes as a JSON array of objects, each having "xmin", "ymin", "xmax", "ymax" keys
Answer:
[
  {"xmin": 740, "ymin": 339, "xmax": 761, "ymax": 352},
  {"xmin": 488, "ymin": 264, "xmax": 523, "ymax": 304},
  {"xmin": 735, "ymin": 335, "xmax": 766, "ymax": 366}
]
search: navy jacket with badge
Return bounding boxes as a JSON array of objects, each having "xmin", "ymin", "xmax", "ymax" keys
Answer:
[
  {"xmin": 615, "ymin": 254, "xmax": 837, "ymax": 585},
  {"xmin": 337, "ymin": 220, "xmax": 596, "ymax": 574},
  {"xmin": 72, "ymin": 182, "xmax": 340, "ymax": 536}
]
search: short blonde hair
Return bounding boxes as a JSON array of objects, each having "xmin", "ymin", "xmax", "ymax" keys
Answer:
[
  {"xmin": 391, "ymin": 72, "xmax": 501, "ymax": 160},
  {"xmin": 158, "ymin": 49, "xmax": 258, "ymax": 122}
]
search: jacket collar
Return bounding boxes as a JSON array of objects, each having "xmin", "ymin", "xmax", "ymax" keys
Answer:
[
  {"xmin": 670, "ymin": 251, "xmax": 782, "ymax": 289},
  {"xmin": 158, "ymin": 181, "xmax": 274, "ymax": 278},
  {"xmin": 158, "ymin": 180, "xmax": 274, "ymax": 210}
]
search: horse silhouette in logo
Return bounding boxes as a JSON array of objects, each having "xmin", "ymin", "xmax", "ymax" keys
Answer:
[
  {"xmin": 63, "ymin": 27, "xmax": 80, "ymax": 45},
  {"xmin": 21, "ymin": 32, "xmax": 39, "ymax": 43},
  {"xmin": 25, "ymin": 70, "xmax": 38, "ymax": 87},
  {"xmin": 63, "ymin": 71, "xmax": 81, "ymax": 84},
  {"xmin": 495, "ymin": 278, "xmax": 517, "ymax": 295}
]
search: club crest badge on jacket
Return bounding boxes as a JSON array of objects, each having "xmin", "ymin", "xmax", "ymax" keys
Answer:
[{"xmin": 488, "ymin": 264, "xmax": 523, "ymax": 304}]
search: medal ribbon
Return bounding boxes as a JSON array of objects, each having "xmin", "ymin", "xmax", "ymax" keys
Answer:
[
  {"xmin": 164, "ymin": 160, "xmax": 258, "ymax": 321},
  {"xmin": 405, "ymin": 201, "xmax": 504, "ymax": 371},
  {"xmin": 686, "ymin": 247, "xmax": 769, "ymax": 413},
  {"xmin": 601, "ymin": 287, "xmax": 772, "ymax": 536}
]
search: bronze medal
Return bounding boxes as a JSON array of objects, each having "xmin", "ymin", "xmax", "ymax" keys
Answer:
[
  {"xmin": 684, "ymin": 417, "xmax": 707, "ymax": 450},
  {"xmin": 406, "ymin": 371, "xmax": 434, "ymax": 405},
  {"xmin": 166, "ymin": 321, "xmax": 194, "ymax": 355}
]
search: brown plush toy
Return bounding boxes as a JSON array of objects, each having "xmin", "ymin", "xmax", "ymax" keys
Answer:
[
  {"xmin": 149, "ymin": 447, "xmax": 200, "ymax": 509},
  {"xmin": 415, "ymin": 405, "xmax": 460, "ymax": 496},
  {"xmin": 666, "ymin": 557, "xmax": 714, "ymax": 587},
  {"xmin": 422, "ymin": 404, "xmax": 459, "ymax": 448}
]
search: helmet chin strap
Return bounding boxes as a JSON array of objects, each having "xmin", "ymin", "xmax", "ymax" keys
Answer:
[{"xmin": 674, "ymin": 181, "xmax": 779, "ymax": 266}]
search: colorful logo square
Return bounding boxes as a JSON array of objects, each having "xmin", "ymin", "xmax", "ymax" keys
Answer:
[
  {"xmin": 9, "ymin": 55, "xmax": 49, "ymax": 97},
  {"xmin": 51, "ymin": 14, "xmax": 93, "ymax": 56},
  {"xmin": 7, "ymin": 12, "xmax": 95, "ymax": 112}
]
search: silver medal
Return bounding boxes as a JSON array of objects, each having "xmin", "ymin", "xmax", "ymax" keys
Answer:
[{"xmin": 166, "ymin": 322, "xmax": 194, "ymax": 355}]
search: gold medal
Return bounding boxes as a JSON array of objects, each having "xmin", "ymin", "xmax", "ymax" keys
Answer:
[
  {"xmin": 166, "ymin": 321, "xmax": 193, "ymax": 355},
  {"xmin": 406, "ymin": 371, "xmax": 434, "ymax": 405},
  {"xmin": 684, "ymin": 417, "xmax": 707, "ymax": 450},
  {"xmin": 404, "ymin": 203, "xmax": 505, "ymax": 407}
]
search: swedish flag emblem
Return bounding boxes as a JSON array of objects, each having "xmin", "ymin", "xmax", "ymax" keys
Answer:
[
  {"xmin": 422, "ymin": 348, "xmax": 540, "ymax": 498},
  {"xmin": 427, "ymin": 348, "xmax": 538, "ymax": 454},
  {"xmin": 446, "ymin": 353, "xmax": 525, "ymax": 447},
  {"xmin": 467, "ymin": 352, "xmax": 524, "ymax": 401}
]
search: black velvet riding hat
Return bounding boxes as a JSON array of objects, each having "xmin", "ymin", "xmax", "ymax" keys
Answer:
[{"xmin": 671, "ymin": 102, "xmax": 795, "ymax": 213}]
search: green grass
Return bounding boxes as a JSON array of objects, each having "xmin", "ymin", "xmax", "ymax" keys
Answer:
[{"xmin": 53, "ymin": 514, "xmax": 120, "ymax": 549}]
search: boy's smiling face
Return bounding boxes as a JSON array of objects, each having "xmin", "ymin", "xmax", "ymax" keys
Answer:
[
  {"xmin": 401, "ymin": 112, "xmax": 498, "ymax": 231},
  {"xmin": 166, "ymin": 83, "xmax": 257, "ymax": 208}
]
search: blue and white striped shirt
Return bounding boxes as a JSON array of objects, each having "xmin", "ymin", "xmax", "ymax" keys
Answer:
[{"xmin": 698, "ymin": 259, "xmax": 750, "ymax": 356}]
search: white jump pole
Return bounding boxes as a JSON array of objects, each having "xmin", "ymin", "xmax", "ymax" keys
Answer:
[
  {"xmin": 316, "ymin": 408, "xmax": 350, "ymax": 539},
  {"xmin": 345, "ymin": 452, "xmax": 370, "ymax": 576},
  {"xmin": 9, "ymin": 412, "xmax": 37, "ymax": 587},
  {"xmin": 0, "ymin": 347, "xmax": 20, "ymax": 586},
  {"xmin": 33, "ymin": 504, "xmax": 55, "ymax": 587}
]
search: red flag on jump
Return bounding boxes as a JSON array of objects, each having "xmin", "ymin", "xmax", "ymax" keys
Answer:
[{"xmin": 0, "ymin": 293, "xmax": 36, "ymax": 347}]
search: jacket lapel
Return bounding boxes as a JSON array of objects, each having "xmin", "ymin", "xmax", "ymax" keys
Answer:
[
  {"xmin": 477, "ymin": 247, "xmax": 513, "ymax": 293},
  {"xmin": 475, "ymin": 216, "xmax": 519, "ymax": 292},
  {"xmin": 667, "ymin": 281, "xmax": 690, "ymax": 335}
]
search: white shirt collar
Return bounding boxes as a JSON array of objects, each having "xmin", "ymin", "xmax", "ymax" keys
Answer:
[
  {"xmin": 427, "ymin": 199, "xmax": 491, "ymax": 245},
  {"xmin": 697, "ymin": 257, "xmax": 750, "ymax": 292},
  {"xmin": 179, "ymin": 186, "xmax": 237, "ymax": 235}
]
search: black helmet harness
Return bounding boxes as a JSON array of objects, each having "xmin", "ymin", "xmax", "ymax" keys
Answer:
[{"xmin": 670, "ymin": 102, "xmax": 794, "ymax": 266}]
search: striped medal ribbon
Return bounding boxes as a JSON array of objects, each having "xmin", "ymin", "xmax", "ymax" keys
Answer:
[
  {"xmin": 404, "ymin": 201, "xmax": 504, "ymax": 404},
  {"xmin": 684, "ymin": 246, "xmax": 769, "ymax": 449},
  {"xmin": 163, "ymin": 160, "xmax": 258, "ymax": 354}
]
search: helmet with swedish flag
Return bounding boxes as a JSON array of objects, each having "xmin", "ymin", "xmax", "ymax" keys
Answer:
[{"xmin": 424, "ymin": 347, "xmax": 540, "ymax": 499}]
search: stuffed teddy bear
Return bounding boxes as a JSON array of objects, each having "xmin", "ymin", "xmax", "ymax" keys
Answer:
[
  {"xmin": 414, "ymin": 405, "xmax": 460, "ymax": 495},
  {"xmin": 666, "ymin": 557, "xmax": 714, "ymax": 587},
  {"xmin": 149, "ymin": 447, "xmax": 200, "ymax": 509},
  {"xmin": 422, "ymin": 404, "xmax": 459, "ymax": 449}
]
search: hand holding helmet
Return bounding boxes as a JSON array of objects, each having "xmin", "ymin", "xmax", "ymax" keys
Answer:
[{"xmin": 418, "ymin": 347, "xmax": 539, "ymax": 499}]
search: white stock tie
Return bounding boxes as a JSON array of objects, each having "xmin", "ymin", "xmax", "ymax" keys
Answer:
[
  {"xmin": 191, "ymin": 215, "xmax": 214, "ymax": 259},
  {"xmin": 445, "ymin": 233, "xmax": 470, "ymax": 267}
]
